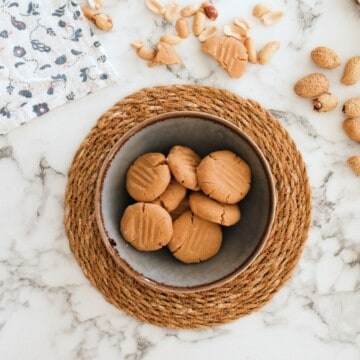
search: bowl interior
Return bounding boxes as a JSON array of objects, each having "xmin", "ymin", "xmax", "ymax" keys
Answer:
[{"xmin": 99, "ymin": 115, "xmax": 274, "ymax": 289}]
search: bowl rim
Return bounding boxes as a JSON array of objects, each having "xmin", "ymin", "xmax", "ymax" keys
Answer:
[{"xmin": 95, "ymin": 111, "xmax": 276, "ymax": 293}]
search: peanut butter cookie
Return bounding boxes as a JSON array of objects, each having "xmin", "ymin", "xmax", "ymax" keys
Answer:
[
  {"xmin": 120, "ymin": 202, "xmax": 173, "ymax": 251},
  {"xmin": 167, "ymin": 145, "xmax": 201, "ymax": 190},
  {"xmin": 152, "ymin": 178, "xmax": 187, "ymax": 212},
  {"xmin": 189, "ymin": 191, "xmax": 241, "ymax": 226},
  {"xmin": 197, "ymin": 150, "xmax": 251, "ymax": 204},
  {"xmin": 126, "ymin": 152, "xmax": 171, "ymax": 202},
  {"xmin": 168, "ymin": 211, "xmax": 222, "ymax": 263}
]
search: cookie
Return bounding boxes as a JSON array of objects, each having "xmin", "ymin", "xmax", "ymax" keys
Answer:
[
  {"xmin": 126, "ymin": 152, "xmax": 171, "ymax": 202},
  {"xmin": 197, "ymin": 150, "xmax": 251, "ymax": 204},
  {"xmin": 167, "ymin": 146, "xmax": 201, "ymax": 190},
  {"xmin": 189, "ymin": 191, "xmax": 241, "ymax": 226},
  {"xmin": 170, "ymin": 196, "xmax": 190, "ymax": 220},
  {"xmin": 152, "ymin": 179, "xmax": 187, "ymax": 212},
  {"xmin": 120, "ymin": 202, "xmax": 173, "ymax": 251},
  {"xmin": 168, "ymin": 211, "xmax": 222, "ymax": 263}
]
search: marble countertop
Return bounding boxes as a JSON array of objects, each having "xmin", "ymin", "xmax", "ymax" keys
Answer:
[{"xmin": 1, "ymin": 0, "xmax": 359, "ymax": 359}]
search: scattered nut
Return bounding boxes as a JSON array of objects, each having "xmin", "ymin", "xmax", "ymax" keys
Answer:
[
  {"xmin": 233, "ymin": 17, "xmax": 251, "ymax": 32},
  {"xmin": 253, "ymin": 4, "xmax": 271, "ymax": 18},
  {"xmin": 347, "ymin": 156, "xmax": 360, "ymax": 176},
  {"xmin": 198, "ymin": 26, "xmax": 218, "ymax": 42},
  {"xmin": 193, "ymin": 11, "xmax": 206, "ymax": 36},
  {"xmin": 164, "ymin": 1, "xmax": 179, "ymax": 21},
  {"xmin": 343, "ymin": 118, "xmax": 360, "ymax": 142},
  {"xmin": 260, "ymin": 10, "xmax": 283, "ymax": 25},
  {"xmin": 145, "ymin": 0, "xmax": 165, "ymax": 16},
  {"xmin": 92, "ymin": 13, "xmax": 113, "ymax": 31},
  {"xmin": 202, "ymin": 36, "xmax": 248, "ymax": 78},
  {"xmin": 87, "ymin": 0, "xmax": 103, "ymax": 10},
  {"xmin": 81, "ymin": 6, "xmax": 94, "ymax": 21},
  {"xmin": 160, "ymin": 34, "xmax": 182, "ymax": 45},
  {"xmin": 343, "ymin": 97, "xmax": 360, "ymax": 117},
  {"xmin": 258, "ymin": 41, "xmax": 280, "ymax": 65},
  {"xmin": 151, "ymin": 42, "xmax": 181, "ymax": 66},
  {"xmin": 245, "ymin": 37, "xmax": 257, "ymax": 64},
  {"xmin": 180, "ymin": 4, "xmax": 200, "ymax": 17},
  {"xmin": 137, "ymin": 46, "xmax": 156, "ymax": 61},
  {"xmin": 131, "ymin": 41, "xmax": 144, "ymax": 50},
  {"xmin": 310, "ymin": 47, "xmax": 341, "ymax": 69},
  {"xmin": 341, "ymin": 56, "xmax": 360, "ymax": 85},
  {"xmin": 176, "ymin": 17, "xmax": 190, "ymax": 39},
  {"xmin": 224, "ymin": 24, "xmax": 245, "ymax": 41},
  {"xmin": 294, "ymin": 73, "xmax": 330, "ymax": 98},
  {"xmin": 313, "ymin": 93, "xmax": 338, "ymax": 112},
  {"xmin": 202, "ymin": 2, "xmax": 218, "ymax": 20}
]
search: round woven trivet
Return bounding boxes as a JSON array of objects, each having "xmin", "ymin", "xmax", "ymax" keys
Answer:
[{"xmin": 65, "ymin": 85, "xmax": 311, "ymax": 329}]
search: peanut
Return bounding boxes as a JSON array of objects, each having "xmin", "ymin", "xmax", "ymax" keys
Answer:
[
  {"xmin": 151, "ymin": 42, "xmax": 181, "ymax": 65},
  {"xmin": 87, "ymin": 0, "xmax": 103, "ymax": 10},
  {"xmin": 343, "ymin": 118, "xmax": 360, "ymax": 142},
  {"xmin": 137, "ymin": 46, "xmax": 156, "ymax": 61},
  {"xmin": 341, "ymin": 56, "xmax": 360, "ymax": 85},
  {"xmin": 180, "ymin": 4, "xmax": 200, "ymax": 17},
  {"xmin": 202, "ymin": 2, "xmax": 218, "ymax": 20},
  {"xmin": 164, "ymin": 1, "xmax": 179, "ymax": 21},
  {"xmin": 233, "ymin": 17, "xmax": 251, "ymax": 32},
  {"xmin": 347, "ymin": 156, "xmax": 360, "ymax": 176},
  {"xmin": 145, "ymin": 0, "xmax": 165, "ymax": 16},
  {"xmin": 224, "ymin": 24, "xmax": 245, "ymax": 41},
  {"xmin": 261, "ymin": 10, "xmax": 283, "ymax": 25},
  {"xmin": 313, "ymin": 93, "xmax": 338, "ymax": 112},
  {"xmin": 245, "ymin": 37, "xmax": 257, "ymax": 64},
  {"xmin": 253, "ymin": 4, "xmax": 271, "ymax": 18},
  {"xmin": 258, "ymin": 41, "xmax": 280, "ymax": 65},
  {"xmin": 343, "ymin": 97, "xmax": 360, "ymax": 117},
  {"xmin": 160, "ymin": 35, "xmax": 181, "ymax": 45},
  {"xmin": 193, "ymin": 11, "xmax": 206, "ymax": 37},
  {"xmin": 294, "ymin": 73, "xmax": 329, "ymax": 98},
  {"xmin": 92, "ymin": 13, "xmax": 113, "ymax": 31},
  {"xmin": 176, "ymin": 17, "xmax": 189, "ymax": 39},
  {"xmin": 198, "ymin": 26, "xmax": 218, "ymax": 42},
  {"xmin": 311, "ymin": 47, "xmax": 341, "ymax": 69}
]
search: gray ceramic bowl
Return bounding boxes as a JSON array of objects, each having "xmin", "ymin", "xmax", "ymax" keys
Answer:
[{"xmin": 95, "ymin": 111, "xmax": 276, "ymax": 293}]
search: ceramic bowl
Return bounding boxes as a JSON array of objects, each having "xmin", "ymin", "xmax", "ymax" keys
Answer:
[{"xmin": 95, "ymin": 111, "xmax": 276, "ymax": 293}]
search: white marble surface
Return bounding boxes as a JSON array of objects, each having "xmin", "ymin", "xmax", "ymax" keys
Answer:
[{"xmin": 1, "ymin": 0, "xmax": 360, "ymax": 359}]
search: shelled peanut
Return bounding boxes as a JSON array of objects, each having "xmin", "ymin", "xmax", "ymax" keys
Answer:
[{"xmin": 131, "ymin": 0, "xmax": 283, "ymax": 77}]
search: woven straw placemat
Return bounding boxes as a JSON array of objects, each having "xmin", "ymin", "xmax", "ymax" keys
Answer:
[{"xmin": 64, "ymin": 85, "xmax": 311, "ymax": 329}]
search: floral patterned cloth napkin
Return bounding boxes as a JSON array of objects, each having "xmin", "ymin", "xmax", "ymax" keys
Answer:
[{"xmin": 0, "ymin": 0, "xmax": 118, "ymax": 134}]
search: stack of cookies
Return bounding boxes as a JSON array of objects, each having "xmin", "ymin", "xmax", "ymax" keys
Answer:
[{"xmin": 120, "ymin": 146, "xmax": 251, "ymax": 264}]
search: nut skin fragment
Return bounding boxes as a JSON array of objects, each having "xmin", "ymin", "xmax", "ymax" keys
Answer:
[
  {"xmin": 313, "ymin": 93, "xmax": 338, "ymax": 112},
  {"xmin": 343, "ymin": 97, "xmax": 360, "ymax": 118},
  {"xmin": 342, "ymin": 56, "xmax": 360, "ymax": 85},
  {"xmin": 343, "ymin": 118, "xmax": 360, "ymax": 142},
  {"xmin": 311, "ymin": 47, "xmax": 341, "ymax": 69},
  {"xmin": 193, "ymin": 11, "xmax": 206, "ymax": 36},
  {"xmin": 180, "ymin": 4, "xmax": 200, "ymax": 17},
  {"xmin": 202, "ymin": 36, "xmax": 248, "ymax": 78},
  {"xmin": 253, "ymin": 3, "xmax": 272, "ymax": 18},
  {"xmin": 294, "ymin": 73, "xmax": 330, "ymax": 98},
  {"xmin": 347, "ymin": 156, "xmax": 360, "ymax": 176},
  {"xmin": 151, "ymin": 42, "xmax": 181, "ymax": 66},
  {"xmin": 258, "ymin": 41, "xmax": 280, "ymax": 65},
  {"xmin": 245, "ymin": 37, "xmax": 257, "ymax": 64},
  {"xmin": 176, "ymin": 17, "xmax": 190, "ymax": 39},
  {"xmin": 202, "ymin": 2, "xmax": 218, "ymax": 20}
]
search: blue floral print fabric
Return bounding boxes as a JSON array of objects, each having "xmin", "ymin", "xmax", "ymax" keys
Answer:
[{"xmin": 0, "ymin": 0, "xmax": 118, "ymax": 134}]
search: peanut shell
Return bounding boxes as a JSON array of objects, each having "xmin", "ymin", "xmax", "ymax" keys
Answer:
[
  {"xmin": 311, "ymin": 47, "xmax": 341, "ymax": 69},
  {"xmin": 313, "ymin": 93, "xmax": 338, "ymax": 112},
  {"xmin": 343, "ymin": 97, "xmax": 360, "ymax": 117},
  {"xmin": 294, "ymin": 73, "xmax": 329, "ymax": 98},
  {"xmin": 343, "ymin": 118, "xmax": 360, "ymax": 142},
  {"xmin": 341, "ymin": 56, "xmax": 360, "ymax": 85}
]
